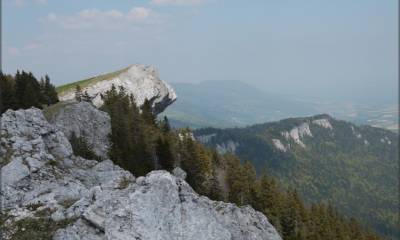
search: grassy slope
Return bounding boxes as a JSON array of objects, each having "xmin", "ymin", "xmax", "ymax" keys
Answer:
[{"xmin": 56, "ymin": 66, "xmax": 130, "ymax": 95}]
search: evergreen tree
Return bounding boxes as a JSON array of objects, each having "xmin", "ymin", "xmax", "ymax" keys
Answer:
[
  {"xmin": 69, "ymin": 132, "xmax": 99, "ymax": 161},
  {"xmin": 0, "ymin": 72, "xmax": 16, "ymax": 113},
  {"xmin": 162, "ymin": 116, "xmax": 171, "ymax": 133},
  {"xmin": 141, "ymin": 98, "xmax": 156, "ymax": 125},
  {"xmin": 75, "ymin": 85, "xmax": 83, "ymax": 102},
  {"xmin": 43, "ymin": 75, "xmax": 59, "ymax": 105},
  {"xmin": 156, "ymin": 137, "xmax": 174, "ymax": 171},
  {"xmin": 15, "ymin": 71, "xmax": 42, "ymax": 109}
]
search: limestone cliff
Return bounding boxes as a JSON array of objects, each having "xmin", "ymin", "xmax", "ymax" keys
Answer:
[{"xmin": 57, "ymin": 64, "xmax": 177, "ymax": 114}]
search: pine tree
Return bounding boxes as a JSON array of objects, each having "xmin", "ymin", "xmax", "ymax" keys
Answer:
[
  {"xmin": 15, "ymin": 71, "xmax": 42, "ymax": 109},
  {"xmin": 43, "ymin": 75, "xmax": 59, "ymax": 105},
  {"xmin": 156, "ymin": 137, "xmax": 174, "ymax": 171},
  {"xmin": 75, "ymin": 85, "xmax": 83, "ymax": 102},
  {"xmin": 141, "ymin": 98, "xmax": 156, "ymax": 125},
  {"xmin": 0, "ymin": 73, "xmax": 16, "ymax": 113},
  {"xmin": 69, "ymin": 132, "xmax": 99, "ymax": 160},
  {"xmin": 208, "ymin": 167, "xmax": 224, "ymax": 201},
  {"xmin": 162, "ymin": 116, "xmax": 171, "ymax": 133}
]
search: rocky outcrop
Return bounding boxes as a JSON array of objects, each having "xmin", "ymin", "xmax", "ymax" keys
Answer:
[
  {"xmin": 312, "ymin": 118, "xmax": 333, "ymax": 130},
  {"xmin": 0, "ymin": 108, "xmax": 281, "ymax": 240},
  {"xmin": 281, "ymin": 123, "xmax": 313, "ymax": 148},
  {"xmin": 46, "ymin": 101, "xmax": 111, "ymax": 160},
  {"xmin": 216, "ymin": 141, "xmax": 240, "ymax": 154},
  {"xmin": 57, "ymin": 64, "xmax": 177, "ymax": 114}
]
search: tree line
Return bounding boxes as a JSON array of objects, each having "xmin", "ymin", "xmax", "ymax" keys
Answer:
[{"xmin": 0, "ymin": 71, "xmax": 59, "ymax": 114}]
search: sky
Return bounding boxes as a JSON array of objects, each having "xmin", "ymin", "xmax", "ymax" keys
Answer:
[{"xmin": 3, "ymin": 0, "xmax": 398, "ymax": 105}]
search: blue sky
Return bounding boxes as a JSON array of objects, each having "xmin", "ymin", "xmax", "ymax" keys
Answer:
[{"xmin": 3, "ymin": 0, "xmax": 398, "ymax": 104}]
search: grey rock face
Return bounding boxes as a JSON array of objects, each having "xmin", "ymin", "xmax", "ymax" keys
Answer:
[
  {"xmin": 0, "ymin": 108, "xmax": 281, "ymax": 240},
  {"xmin": 172, "ymin": 167, "xmax": 187, "ymax": 180},
  {"xmin": 0, "ymin": 108, "xmax": 72, "ymax": 187},
  {"xmin": 58, "ymin": 64, "xmax": 177, "ymax": 114},
  {"xmin": 47, "ymin": 101, "xmax": 111, "ymax": 160}
]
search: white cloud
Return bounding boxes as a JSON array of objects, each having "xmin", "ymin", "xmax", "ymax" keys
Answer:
[
  {"xmin": 7, "ymin": 47, "xmax": 21, "ymax": 56},
  {"xmin": 127, "ymin": 7, "xmax": 151, "ymax": 21},
  {"xmin": 45, "ymin": 7, "xmax": 161, "ymax": 30},
  {"xmin": 150, "ymin": 0, "xmax": 207, "ymax": 6},
  {"xmin": 23, "ymin": 43, "xmax": 40, "ymax": 51},
  {"xmin": 12, "ymin": 0, "xmax": 46, "ymax": 7},
  {"xmin": 6, "ymin": 42, "xmax": 41, "ymax": 57},
  {"xmin": 47, "ymin": 13, "xmax": 57, "ymax": 21}
]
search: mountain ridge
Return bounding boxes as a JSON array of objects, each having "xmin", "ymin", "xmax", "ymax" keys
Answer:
[{"xmin": 194, "ymin": 114, "xmax": 399, "ymax": 239}]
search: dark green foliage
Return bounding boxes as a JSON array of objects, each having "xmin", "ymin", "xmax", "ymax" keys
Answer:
[
  {"xmin": 0, "ymin": 71, "xmax": 59, "ymax": 114},
  {"xmin": 162, "ymin": 116, "xmax": 171, "ymax": 133},
  {"xmin": 222, "ymin": 154, "xmax": 382, "ymax": 240},
  {"xmin": 156, "ymin": 137, "xmax": 174, "ymax": 171},
  {"xmin": 40, "ymin": 75, "xmax": 59, "ymax": 106},
  {"xmin": 194, "ymin": 115, "xmax": 398, "ymax": 239},
  {"xmin": 74, "ymin": 85, "xmax": 82, "ymax": 102},
  {"xmin": 101, "ymin": 85, "xmax": 157, "ymax": 176},
  {"xmin": 0, "ymin": 72, "xmax": 16, "ymax": 112},
  {"xmin": 141, "ymin": 98, "xmax": 156, "ymax": 125},
  {"xmin": 69, "ymin": 132, "xmax": 100, "ymax": 161}
]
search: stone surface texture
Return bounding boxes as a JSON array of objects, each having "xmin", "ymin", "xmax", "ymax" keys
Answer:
[{"xmin": 0, "ymin": 108, "xmax": 281, "ymax": 240}]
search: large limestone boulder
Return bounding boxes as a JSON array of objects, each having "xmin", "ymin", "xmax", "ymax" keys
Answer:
[
  {"xmin": 46, "ymin": 101, "xmax": 111, "ymax": 160},
  {"xmin": 57, "ymin": 64, "xmax": 177, "ymax": 114},
  {"xmin": 0, "ymin": 108, "xmax": 281, "ymax": 240}
]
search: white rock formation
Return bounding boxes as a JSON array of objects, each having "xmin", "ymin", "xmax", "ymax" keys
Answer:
[
  {"xmin": 351, "ymin": 126, "xmax": 362, "ymax": 139},
  {"xmin": 58, "ymin": 65, "xmax": 177, "ymax": 114},
  {"xmin": 0, "ymin": 108, "xmax": 281, "ymax": 240},
  {"xmin": 272, "ymin": 139, "xmax": 287, "ymax": 152},
  {"xmin": 46, "ymin": 101, "xmax": 111, "ymax": 160},
  {"xmin": 281, "ymin": 123, "xmax": 313, "ymax": 148},
  {"xmin": 178, "ymin": 131, "xmax": 196, "ymax": 141},
  {"xmin": 312, "ymin": 119, "xmax": 333, "ymax": 130},
  {"xmin": 216, "ymin": 140, "xmax": 240, "ymax": 154}
]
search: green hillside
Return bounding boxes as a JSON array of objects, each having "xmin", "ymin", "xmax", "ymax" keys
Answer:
[
  {"xmin": 194, "ymin": 115, "xmax": 399, "ymax": 239},
  {"xmin": 56, "ymin": 66, "xmax": 130, "ymax": 94}
]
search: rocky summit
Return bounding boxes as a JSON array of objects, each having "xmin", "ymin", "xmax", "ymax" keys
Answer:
[
  {"xmin": 57, "ymin": 64, "xmax": 177, "ymax": 114},
  {"xmin": 0, "ymin": 108, "xmax": 281, "ymax": 240}
]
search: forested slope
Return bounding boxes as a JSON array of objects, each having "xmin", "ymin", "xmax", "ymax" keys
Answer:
[{"xmin": 194, "ymin": 115, "xmax": 399, "ymax": 239}]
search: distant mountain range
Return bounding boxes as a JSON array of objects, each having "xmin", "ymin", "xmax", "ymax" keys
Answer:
[
  {"xmin": 194, "ymin": 114, "xmax": 399, "ymax": 239},
  {"xmin": 161, "ymin": 81, "xmax": 398, "ymax": 131}
]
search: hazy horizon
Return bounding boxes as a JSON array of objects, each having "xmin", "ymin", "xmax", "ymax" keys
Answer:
[{"xmin": 3, "ymin": 0, "xmax": 398, "ymax": 105}]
